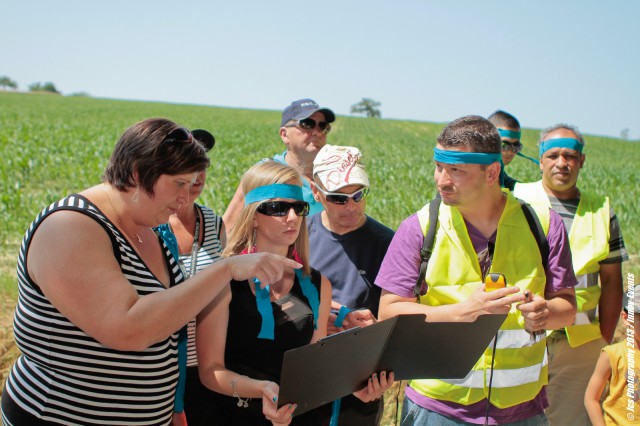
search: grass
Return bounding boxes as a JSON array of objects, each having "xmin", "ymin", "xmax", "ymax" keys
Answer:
[{"xmin": 1, "ymin": 92, "xmax": 638, "ymax": 422}]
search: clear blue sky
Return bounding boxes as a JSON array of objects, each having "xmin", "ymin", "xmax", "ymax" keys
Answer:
[{"xmin": 3, "ymin": 0, "xmax": 639, "ymax": 139}]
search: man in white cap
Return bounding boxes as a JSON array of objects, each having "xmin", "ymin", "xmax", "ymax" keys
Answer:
[
  {"xmin": 223, "ymin": 98, "xmax": 335, "ymax": 230},
  {"xmin": 308, "ymin": 144, "xmax": 394, "ymax": 425}
]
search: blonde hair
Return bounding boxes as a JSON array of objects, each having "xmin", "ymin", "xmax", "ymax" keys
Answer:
[{"xmin": 223, "ymin": 161, "xmax": 310, "ymax": 275}]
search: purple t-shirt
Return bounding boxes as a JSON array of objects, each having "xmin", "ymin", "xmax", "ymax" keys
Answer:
[{"xmin": 375, "ymin": 209, "xmax": 577, "ymax": 425}]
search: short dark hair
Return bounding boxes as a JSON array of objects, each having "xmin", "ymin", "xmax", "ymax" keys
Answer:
[
  {"xmin": 103, "ymin": 118, "xmax": 210, "ymax": 196},
  {"xmin": 437, "ymin": 115, "xmax": 501, "ymax": 153},
  {"xmin": 487, "ymin": 110, "xmax": 521, "ymax": 130}
]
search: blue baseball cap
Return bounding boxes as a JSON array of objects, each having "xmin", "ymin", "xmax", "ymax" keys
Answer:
[{"xmin": 281, "ymin": 99, "xmax": 335, "ymax": 127}]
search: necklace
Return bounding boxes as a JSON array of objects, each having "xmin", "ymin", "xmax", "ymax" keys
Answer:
[
  {"xmin": 103, "ymin": 185, "xmax": 147, "ymax": 244},
  {"xmin": 176, "ymin": 205, "xmax": 201, "ymax": 278}
]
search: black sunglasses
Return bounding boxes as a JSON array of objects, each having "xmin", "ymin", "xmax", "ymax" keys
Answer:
[
  {"xmin": 501, "ymin": 141, "xmax": 523, "ymax": 154},
  {"xmin": 317, "ymin": 187, "xmax": 369, "ymax": 204},
  {"xmin": 257, "ymin": 201, "xmax": 310, "ymax": 217},
  {"xmin": 164, "ymin": 128, "xmax": 216, "ymax": 151},
  {"xmin": 286, "ymin": 118, "xmax": 331, "ymax": 135}
]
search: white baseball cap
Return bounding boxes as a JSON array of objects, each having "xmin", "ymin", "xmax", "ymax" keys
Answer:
[{"xmin": 313, "ymin": 145, "xmax": 369, "ymax": 192}]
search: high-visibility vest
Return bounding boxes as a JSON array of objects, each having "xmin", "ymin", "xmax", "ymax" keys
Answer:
[
  {"xmin": 412, "ymin": 193, "xmax": 549, "ymax": 409},
  {"xmin": 514, "ymin": 181, "xmax": 610, "ymax": 347}
]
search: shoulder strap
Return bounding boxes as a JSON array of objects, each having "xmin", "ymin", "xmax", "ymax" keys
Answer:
[
  {"xmin": 414, "ymin": 198, "xmax": 441, "ymax": 297},
  {"xmin": 517, "ymin": 199, "xmax": 550, "ymax": 270}
]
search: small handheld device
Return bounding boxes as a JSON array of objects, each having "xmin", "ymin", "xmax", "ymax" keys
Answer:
[{"xmin": 484, "ymin": 273, "xmax": 506, "ymax": 291}]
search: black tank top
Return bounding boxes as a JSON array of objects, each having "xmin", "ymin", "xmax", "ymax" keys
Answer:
[{"xmin": 210, "ymin": 268, "xmax": 322, "ymax": 425}]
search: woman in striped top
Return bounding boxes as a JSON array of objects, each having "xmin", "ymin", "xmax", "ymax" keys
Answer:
[
  {"xmin": 0, "ymin": 118, "xmax": 302, "ymax": 426},
  {"xmin": 164, "ymin": 149, "xmax": 228, "ymax": 425}
]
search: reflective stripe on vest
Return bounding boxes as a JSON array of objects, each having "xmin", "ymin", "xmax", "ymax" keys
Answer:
[
  {"xmin": 413, "ymin": 193, "xmax": 549, "ymax": 408},
  {"xmin": 514, "ymin": 181, "xmax": 610, "ymax": 347}
]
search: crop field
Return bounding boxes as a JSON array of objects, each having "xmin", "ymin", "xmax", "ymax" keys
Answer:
[{"xmin": 0, "ymin": 92, "xmax": 638, "ymax": 420}]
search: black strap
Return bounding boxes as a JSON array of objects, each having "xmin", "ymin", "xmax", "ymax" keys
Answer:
[
  {"xmin": 517, "ymin": 199, "xmax": 550, "ymax": 270},
  {"xmin": 414, "ymin": 198, "xmax": 440, "ymax": 297}
]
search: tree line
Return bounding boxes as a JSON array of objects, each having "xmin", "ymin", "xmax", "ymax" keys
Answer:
[{"xmin": 0, "ymin": 75, "xmax": 60, "ymax": 94}]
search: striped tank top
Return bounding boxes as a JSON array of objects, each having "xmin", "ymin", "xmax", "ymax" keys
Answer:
[
  {"xmin": 182, "ymin": 205, "xmax": 224, "ymax": 366},
  {"xmin": 2, "ymin": 195, "xmax": 182, "ymax": 425}
]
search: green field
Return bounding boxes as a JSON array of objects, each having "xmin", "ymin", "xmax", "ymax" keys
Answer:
[
  {"xmin": 1, "ymin": 92, "xmax": 638, "ymax": 413},
  {"xmin": 1, "ymin": 91, "xmax": 638, "ymax": 284}
]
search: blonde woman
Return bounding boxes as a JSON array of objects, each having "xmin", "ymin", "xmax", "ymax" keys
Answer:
[{"xmin": 196, "ymin": 161, "xmax": 393, "ymax": 425}]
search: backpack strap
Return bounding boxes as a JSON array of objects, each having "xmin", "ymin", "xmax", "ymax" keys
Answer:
[
  {"xmin": 517, "ymin": 199, "xmax": 550, "ymax": 270},
  {"xmin": 414, "ymin": 198, "xmax": 441, "ymax": 297}
]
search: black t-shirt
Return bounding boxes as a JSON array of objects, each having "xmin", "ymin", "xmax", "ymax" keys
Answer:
[{"xmin": 308, "ymin": 215, "xmax": 394, "ymax": 317}]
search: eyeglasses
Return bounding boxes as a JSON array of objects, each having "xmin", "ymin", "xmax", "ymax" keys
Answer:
[
  {"xmin": 164, "ymin": 128, "xmax": 216, "ymax": 151},
  {"xmin": 286, "ymin": 118, "xmax": 331, "ymax": 135},
  {"xmin": 317, "ymin": 186, "xmax": 369, "ymax": 204},
  {"xmin": 256, "ymin": 201, "xmax": 310, "ymax": 217},
  {"xmin": 501, "ymin": 141, "xmax": 523, "ymax": 154}
]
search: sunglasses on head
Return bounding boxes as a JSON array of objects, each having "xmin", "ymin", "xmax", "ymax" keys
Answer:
[
  {"xmin": 256, "ymin": 201, "xmax": 310, "ymax": 217},
  {"xmin": 317, "ymin": 186, "xmax": 369, "ymax": 204},
  {"xmin": 501, "ymin": 140, "xmax": 523, "ymax": 154},
  {"xmin": 164, "ymin": 128, "xmax": 216, "ymax": 151},
  {"xmin": 286, "ymin": 118, "xmax": 331, "ymax": 135}
]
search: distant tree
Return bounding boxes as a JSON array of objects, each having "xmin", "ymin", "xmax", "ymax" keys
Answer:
[
  {"xmin": 28, "ymin": 81, "xmax": 60, "ymax": 94},
  {"xmin": 351, "ymin": 98, "xmax": 381, "ymax": 118},
  {"xmin": 620, "ymin": 128, "xmax": 630, "ymax": 140},
  {"xmin": 0, "ymin": 76, "xmax": 18, "ymax": 90}
]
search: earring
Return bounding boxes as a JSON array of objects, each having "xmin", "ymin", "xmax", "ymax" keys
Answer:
[{"xmin": 132, "ymin": 185, "xmax": 140, "ymax": 203}]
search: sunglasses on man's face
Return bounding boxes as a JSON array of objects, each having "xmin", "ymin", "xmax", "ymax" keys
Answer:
[
  {"xmin": 287, "ymin": 118, "xmax": 331, "ymax": 135},
  {"xmin": 256, "ymin": 201, "xmax": 310, "ymax": 217},
  {"xmin": 501, "ymin": 140, "xmax": 523, "ymax": 154},
  {"xmin": 164, "ymin": 128, "xmax": 216, "ymax": 151},
  {"xmin": 317, "ymin": 187, "xmax": 369, "ymax": 204}
]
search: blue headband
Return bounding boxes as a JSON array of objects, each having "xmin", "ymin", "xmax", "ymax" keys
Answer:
[
  {"xmin": 539, "ymin": 138, "xmax": 584, "ymax": 157},
  {"xmin": 245, "ymin": 184, "xmax": 304, "ymax": 205},
  {"xmin": 433, "ymin": 147, "xmax": 502, "ymax": 165},
  {"xmin": 498, "ymin": 128, "xmax": 521, "ymax": 139}
]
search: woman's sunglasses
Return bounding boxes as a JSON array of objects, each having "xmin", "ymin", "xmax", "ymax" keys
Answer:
[
  {"xmin": 164, "ymin": 128, "xmax": 216, "ymax": 152},
  {"xmin": 286, "ymin": 118, "xmax": 331, "ymax": 135},
  {"xmin": 257, "ymin": 201, "xmax": 310, "ymax": 217},
  {"xmin": 317, "ymin": 187, "xmax": 369, "ymax": 204},
  {"xmin": 501, "ymin": 141, "xmax": 523, "ymax": 154}
]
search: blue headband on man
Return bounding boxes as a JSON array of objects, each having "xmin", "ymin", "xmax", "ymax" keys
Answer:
[
  {"xmin": 245, "ymin": 184, "xmax": 304, "ymax": 205},
  {"xmin": 433, "ymin": 147, "xmax": 504, "ymax": 186},
  {"xmin": 433, "ymin": 147, "xmax": 502, "ymax": 165},
  {"xmin": 498, "ymin": 128, "xmax": 521, "ymax": 139},
  {"xmin": 538, "ymin": 138, "xmax": 584, "ymax": 157}
]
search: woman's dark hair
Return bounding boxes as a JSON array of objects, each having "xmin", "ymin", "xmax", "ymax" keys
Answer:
[{"xmin": 103, "ymin": 118, "xmax": 210, "ymax": 196}]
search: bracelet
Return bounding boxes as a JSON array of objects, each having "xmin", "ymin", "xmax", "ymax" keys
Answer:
[{"xmin": 231, "ymin": 375, "xmax": 250, "ymax": 408}]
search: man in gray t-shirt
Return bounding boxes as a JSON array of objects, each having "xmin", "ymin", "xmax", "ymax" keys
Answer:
[{"xmin": 514, "ymin": 123, "xmax": 628, "ymax": 426}]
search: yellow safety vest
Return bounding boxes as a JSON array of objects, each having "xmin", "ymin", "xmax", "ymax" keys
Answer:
[
  {"xmin": 413, "ymin": 193, "xmax": 549, "ymax": 409},
  {"xmin": 513, "ymin": 181, "xmax": 610, "ymax": 347}
]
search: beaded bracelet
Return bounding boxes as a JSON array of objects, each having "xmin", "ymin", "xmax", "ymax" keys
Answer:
[{"xmin": 231, "ymin": 375, "xmax": 250, "ymax": 408}]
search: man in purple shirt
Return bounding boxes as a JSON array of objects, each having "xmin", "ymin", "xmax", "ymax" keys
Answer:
[{"xmin": 376, "ymin": 115, "xmax": 578, "ymax": 425}]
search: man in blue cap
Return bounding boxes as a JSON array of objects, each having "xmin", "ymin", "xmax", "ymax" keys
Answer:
[
  {"xmin": 514, "ymin": 123, "xmax": 628, "ymax": 425},
  {"xmin": 223, "ymin": 98, "xmax": 335, "ymax": 230}
]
